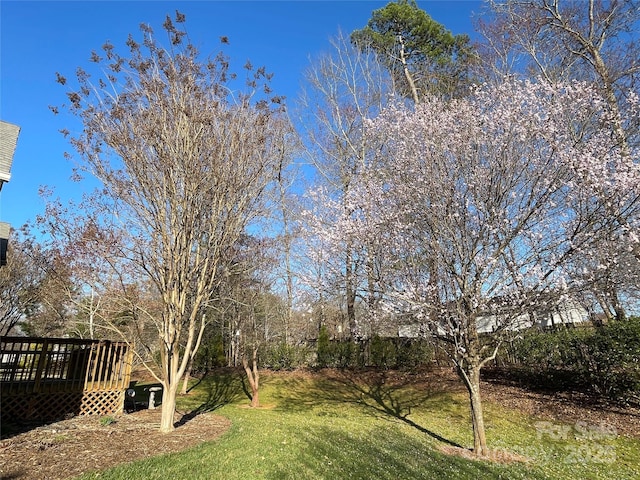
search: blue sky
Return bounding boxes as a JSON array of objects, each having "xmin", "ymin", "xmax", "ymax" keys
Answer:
[{"xmin": 0, "ymin": 0, "xmax": 482, "ymax": 230}]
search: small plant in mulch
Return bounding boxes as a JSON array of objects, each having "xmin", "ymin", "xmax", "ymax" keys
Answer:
[{"xmin": 99, "ymin": 416, "xmax": 117, "ymax": 427}]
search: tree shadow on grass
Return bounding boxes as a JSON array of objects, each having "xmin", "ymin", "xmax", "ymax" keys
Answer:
[
  {"xmin": 335, "ymin": 370, "xmax": 465, "ymax": 448},
  {"xmin": 239, "ymin": 371, "xmax": 254, "ymax": 404},
  {"xmin": 266, "ymin": 423, "xmax": 544, "ymax": 480},
  {"xmin": 185, "ymin": 370, "xmax": 208, "ymax": 394},
  {"xmin": 175, "ymin": 371, "xmax": 243, "ymax": 428},
  {"xmin": 274, "ymin": 369, "xmax": 464, "ymax": 449}
]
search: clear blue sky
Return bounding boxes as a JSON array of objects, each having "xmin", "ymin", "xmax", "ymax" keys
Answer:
[{"xmin": 0, "ymin": 0, "xmax": 482, "ymax": 230}]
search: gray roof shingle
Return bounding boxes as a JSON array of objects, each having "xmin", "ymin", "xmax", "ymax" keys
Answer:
[{"xmin": 0, "ymin": 121, "xmax": 20, "ymax": 184}]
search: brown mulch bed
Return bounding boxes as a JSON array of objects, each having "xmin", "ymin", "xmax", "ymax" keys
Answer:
[
  {"xmin": 0, "ymin": 409, "xmax": 230, "ymax": 480},
  {"xmin": 480, "ymin": 371, "xmax": 640, "ymax": 439},
  {"xmin": 437, "ymin": 444, "xmax": 531, "ymax": 464}
]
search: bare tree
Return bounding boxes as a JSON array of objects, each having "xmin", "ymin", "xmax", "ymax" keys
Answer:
[
  {"xmin": 213, "ymin": 235, "xmax": 282, "ymax": 407},
  {"xmin": 297, "ymin": 31, "xmax": 394, "ymax": 342},
  {"xmin": 270, "ymin": 115, "xmax": 301, "ymax": 346},
  {"xmin": 0, "ymin": 238, "xmax": 38, "ymax": 335},
  {"xmin": 51, "ymin": 13, "xmax": 290, "ymax": 432},
  {"xmin": 0, "ymin": 230, "xmax": 68, "ymax": 336}
]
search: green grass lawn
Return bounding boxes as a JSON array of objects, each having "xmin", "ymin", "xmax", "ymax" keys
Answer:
[{"xmin": 79, "ymin": 369, "xmax": 639, "ymax": 479}]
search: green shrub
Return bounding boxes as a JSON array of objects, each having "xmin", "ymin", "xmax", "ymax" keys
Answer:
[
  {"xmin": 570, "ymin": 317, "xmax": 640, "ymax": 402},
  {"xmin": 396, "ymin": 338, "xmax": 434, "ymax": 370},
  {"xmin": 316, "ymin": 325, "xmax": 333, "ymax": 368},
  {"xmin": 510, "ymin": 329, "xmax": 565, "ymax": 370},
  {"xmin": 370, "ymin": 335, "xmax": 397, "ymax": 369},
  {"xmin": 315, "ymin": 327, "xmax": 360, "ymax": 369},
  {"xmin": 334, "ymin": 340, "xmax": 355, "ymax": 368},
  {"xmin": 506, "ymin": 317, "xmax": 640, "ymax": 404},
  {"xmin": 194, "ymin": 333, "xmax": 226, "ymax": 371},
  {"xmin": 316, "ymin": 333, "xmax": 435, "ymax": 370},
  {"xmin": 262, "ymin": 342, "xmax": 311, "ymax": 371}
]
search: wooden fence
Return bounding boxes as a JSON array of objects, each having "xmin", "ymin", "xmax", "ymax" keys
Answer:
[{"xmin": 1, "ymin": 336, "xmax": 133, "ymax": 422}]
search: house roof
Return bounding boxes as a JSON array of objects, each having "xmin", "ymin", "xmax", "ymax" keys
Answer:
[{"xmin": 0, "ymin": 121, "xmax": 20, "ymax": 187}]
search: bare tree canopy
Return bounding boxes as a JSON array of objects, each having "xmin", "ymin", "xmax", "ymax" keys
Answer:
[
  {"xmin": 50, "ymin": 12, "xmax": 292, "ymax": 432},
  {"xmin": 297, "ymin": 31, "xmax": 394, "ymax": 340}
]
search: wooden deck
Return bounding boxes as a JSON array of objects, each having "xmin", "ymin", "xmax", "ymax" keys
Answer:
[{"xmin": 1, "ymin": 336, "xmax": 133, "ymax": 421}]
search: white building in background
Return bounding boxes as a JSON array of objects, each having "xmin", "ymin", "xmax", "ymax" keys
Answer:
[
  {"xmin": 475, "ymin": 298, "xmax": 589, "ymax": 334},
  {"xmin": 0, "ymin": 120, "xmax": 20, "ymax": 266},
  {"xmin": 396, "ymin": 297, "xmax": 589, "ymax": 338}
]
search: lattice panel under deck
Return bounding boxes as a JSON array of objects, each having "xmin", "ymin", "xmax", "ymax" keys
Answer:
[
  {"xmin": 79, "ymin": 390, "xmax": 124, "ymax": 416},
  {"xmin": 1, "ymin": 390, "xmax": 125, "ymax": 422}
]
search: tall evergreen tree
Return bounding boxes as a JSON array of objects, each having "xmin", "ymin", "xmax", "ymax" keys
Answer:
[{"xmin": 351, "ymin": 0, "xmax": 475, "ymax": 101}]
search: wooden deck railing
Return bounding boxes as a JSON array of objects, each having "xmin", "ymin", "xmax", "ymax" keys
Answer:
[{"xmin": 1, "ymin": 336, "xmax": 133, "ymax": 421}]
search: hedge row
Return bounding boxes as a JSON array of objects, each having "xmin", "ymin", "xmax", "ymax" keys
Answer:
[
  {"xmin": 258, "ymin": 327, "xmax": 436, "ymax": 371},
  {"xmin": 501, "ymin": 317, "xmax": 640, "ymax": 404}
]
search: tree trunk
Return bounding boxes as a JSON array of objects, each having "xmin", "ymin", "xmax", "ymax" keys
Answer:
[
  {"xmin": 180, "ymin": 314, "xmax": 207, "ymax": 395},
  {"xmin": 467, "ymin": 367, "xmax": 488, "ymax": 456},
  {"xmin": 607, "ymin": 288, "xmax": 626, "ymax": 322},
  {"xmin": 242, "ymin": 347, "xmax": 260, "ymax": 408},
  {"xmin": 180, "ymin": 355, "xmax": 194, "ymax": 395},
  {"xmin": 159, "ymin": 382, "xmax": 177, "ymax": 433},
  {"xmin": 457, "ymin": 363, "xmax": 489, "ymax": 456},
  {"xmin": 398, "ymin": 34, "xmax": 420, "ymax": 104},
  {"xmin": 346, "ymin": 246, "xmax": 357, "ymax": 340}
]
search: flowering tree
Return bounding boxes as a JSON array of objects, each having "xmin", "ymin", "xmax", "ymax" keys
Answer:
[
  {"xmin": 478, "ymin": 0, "xmax": 640, "ymax": 318},
  {"xmin": 51, "ymin": 13, "xmax": 290, "ymax": 432},
  {"xmin": 352, "ymin": 79, "xmax": 640, "ymax": 455}
]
